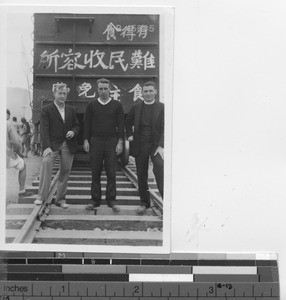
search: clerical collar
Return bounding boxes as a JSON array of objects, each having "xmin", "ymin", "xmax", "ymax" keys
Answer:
[
  {"xmin": 98, "ymin": 97, "xmax": 112, "ymax": 105},
  {"xmin": 54, "ymin": 101, "xmax": 65, "ymax": 110},
  {"xmin": 143, "ymin": 100, "xmax": 155, "ymax": 105}
]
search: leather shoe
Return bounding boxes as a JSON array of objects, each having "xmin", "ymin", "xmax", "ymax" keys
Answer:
[
  {"xmin": 136, "ymin": 205, "xmax": 147, "ymax": 215},
  {"xmin": 86, "ymin": 202, "xmax": 100, "ymax": 210},
  {"xmin": 86, "ymin": 204, "xmax": 96, "ymax": 210},
  {"xmin": 19, "ymin": 191, "xmax": 34, "ymax": 198},
  {"xmin": 34, "ymin": 199, "xmax": 43, "ymax": 205},
  {"xmin": 111, "ymin": 204, "xmax": 120, "ymax": 213},
  {"xmin": 55, "ymin": 200, "xmax": 68, "ymax": 209}
]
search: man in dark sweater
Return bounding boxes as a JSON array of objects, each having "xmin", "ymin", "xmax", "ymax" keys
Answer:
[
  {"xmin": 83, "ymin": 78, "xmax": 124, "ymax": 212},
  {"xmin": 125, "ymin": 81, "xmax": 164, "ymax": 215}
]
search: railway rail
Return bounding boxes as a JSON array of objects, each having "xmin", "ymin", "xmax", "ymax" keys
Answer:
[{"xmin": 6, "ymin": 153, "xmax": 163, "ymax": 246}]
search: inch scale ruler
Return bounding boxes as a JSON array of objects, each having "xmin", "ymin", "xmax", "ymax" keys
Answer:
[{"xmin": 0, "ymin": 251, "xmax": 280, "ymax": 299}]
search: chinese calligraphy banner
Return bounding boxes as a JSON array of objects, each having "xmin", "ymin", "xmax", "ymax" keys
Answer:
[
  {"xmin": 33, "ymin": 13, "xmax": 160, "ymax": 123},
  {"xmin": 35, "ymin": 46, "xmax": 158, "ymax": 75}
]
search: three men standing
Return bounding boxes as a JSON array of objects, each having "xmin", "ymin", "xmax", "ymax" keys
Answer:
[
  {"xmin": 83, "ymin": 78, "xmax": 124, "ymax": 212},
  {"xmin": 125, "ymin": 81, "xmax": 164, "ymax": 215},
  {"xmin": 35, "ymin": 79, "xmax": 163, "ymax": 215},
  {"xmin": 34, "ymin": 83, "xmax": 80, "ymax": 208}
]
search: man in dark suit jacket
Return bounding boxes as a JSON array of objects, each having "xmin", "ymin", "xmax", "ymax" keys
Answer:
[
  {"xmin": 125, "ymin": 81, "xmax": 164, "ymax": 215},
  {"xmin": 34, "ymin": 83, "xmax": 80, "ymax": 208}
]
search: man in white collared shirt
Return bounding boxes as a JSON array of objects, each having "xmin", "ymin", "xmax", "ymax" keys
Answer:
[{"xmin": 34, "ymin": 83, "xmax": 80, "ymax": 208}]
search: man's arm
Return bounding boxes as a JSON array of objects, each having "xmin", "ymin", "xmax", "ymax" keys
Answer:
[
  {"xmin": 66, "ymin": 107, "xmax": 80, "ymax": 139},
  {"xmin": 158, "ymin": 104, "xmax": 164, "ymax": 148},
  {"xmin": 117, "ymin": 102, "xmax": 124, "ymax": 141},
  {"xmin": 40, "ymin": 107, "xmax": 51, "ymax": 152},
  {"xmin": 71, "ymin": 107, "xmax": 80, "ymax": 136},
  {"xmin": 125, "ymin": 105, "xmax": 135, "ymax": 140},
  {"xmin": 115, "ymin": 102, "xmax": 124, "ymax": 155},
  {"xmin": 83, "ymin": 102, "xmax": 93, "ymax": 141},
  {"xmin": 154, "ymin": 104, "xmax": 164, "ymax": 160},
  {"xmin": 83, "ymin": 102, "xmax": 92, "ymax": 152}
]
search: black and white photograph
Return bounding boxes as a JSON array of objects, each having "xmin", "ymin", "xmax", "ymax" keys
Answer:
[
  {"xmin": 2, "ymin": 5, "xmax": 174, "ymax": 252},
  {"xmin": 2, "ymin": 0, "xmax": 286, "ymax": 297}
]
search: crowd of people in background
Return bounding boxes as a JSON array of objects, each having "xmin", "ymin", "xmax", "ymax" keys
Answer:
[{"xmin": 7, "ymin": 115, "xmax": 42, "ymax": 159}]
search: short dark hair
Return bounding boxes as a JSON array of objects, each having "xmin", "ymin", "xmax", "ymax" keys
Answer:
[
  {"xmin": 97, "ymin": 78, "xmax": 111, "ymax": 88},
  {"xmin": 21, "ymin": 117, "xmax": 26, "ymax": 123},
  {"xmin": 143, "ymin": 81, "xmax": 157, "ymax": 89},
  {"xmin": 6, "ymin": 109, "xmax": 11, "ymax": 116},
  {"xmin": 12, "ymin": 116, "xmax": 17, "ymax": 122}
]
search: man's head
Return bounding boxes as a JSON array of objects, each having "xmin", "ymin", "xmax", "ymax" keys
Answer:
[
  {"xmin": 6, "ymin": 109, "xmax": 11, "ymax": 121},
  {"xmin": 52, "ymin": 82, "xmax": 70, "ymax": 106},
  {"xmin": 142, "ymin": 81, "xmax": 157, "ymax": 104},
  {"xmin": 21, "ymin": 117, "xmax": 26, "ymax": 124},
  {"xmin": 12, "ymin": 116, "xmax": 17, "ymax": 122},
  {"xmin": 97, "ymin": 78, "xmax": 111, "ymax": 101}
]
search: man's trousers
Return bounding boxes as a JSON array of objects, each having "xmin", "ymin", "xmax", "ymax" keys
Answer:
[
  {"xmin": 89, "ymin": 137, "xmax": 118, "ymax": 207},
  {"xmin": 135, "ymin": 140, "xmax": 164, "ymax": 208},
  {"xmin": 37, "ymin": 141, "xmax": 74, "ymax": 202}
]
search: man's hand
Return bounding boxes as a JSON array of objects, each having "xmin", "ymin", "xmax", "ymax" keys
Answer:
[
  {"xmin": 154, "ymin": 146, "xmax": 164, "ymax": 160},
  {"xmin": 116, "ymin": 140, "xmax": 123, "ymax": 155},
  {"xmin": 43, "ymin": 147, "xmax": 52, "ymax": 158},
  {"xmin": 127, "ymin": 136, "xmax": 134, "ymax": 142},
  {"xmin": 66, "ymin": 131, "xmax": 74, "ymax": 139},
  {"xmin": 83, "ymin": 140, "xmax": 89, "ymax": 153}
]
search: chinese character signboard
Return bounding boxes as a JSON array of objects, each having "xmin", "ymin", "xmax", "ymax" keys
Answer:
[
  {"xmin": 33, "ymin": 13, "xmax": 160, "ymax": 123},
  {"xmin": 35, "ymin": 46, "xmax": 158, "ymax": 75}
]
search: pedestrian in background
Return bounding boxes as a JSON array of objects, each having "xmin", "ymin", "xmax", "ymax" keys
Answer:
[
  {"xmin": 31, "ymin": 121, "xmax": 41, "ymax": 156},
  {"xmin": 20, "ymin": 117, "xmax": 31, "ymax": 158},
  {"xmin": 6, "ymin": 109, "xmax": 33, "ymax": 198},
  {"xmin": 12, "ymin": 116, "xmax": 20, "ymax": 135}
]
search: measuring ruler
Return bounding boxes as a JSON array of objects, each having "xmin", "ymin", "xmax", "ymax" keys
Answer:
[{"xmin": 0, "ymin": 251, "xmax": 280, "ymax": 299}]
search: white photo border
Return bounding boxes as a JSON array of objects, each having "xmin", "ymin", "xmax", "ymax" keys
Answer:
[{"xmin": 0, "ymin": 4, "xmax": 174, "ymax": 254}]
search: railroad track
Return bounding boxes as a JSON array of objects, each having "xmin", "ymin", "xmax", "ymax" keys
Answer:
[{"xmin": 6, "ymin": 153, "xmax": 163, "ymax": 246}]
